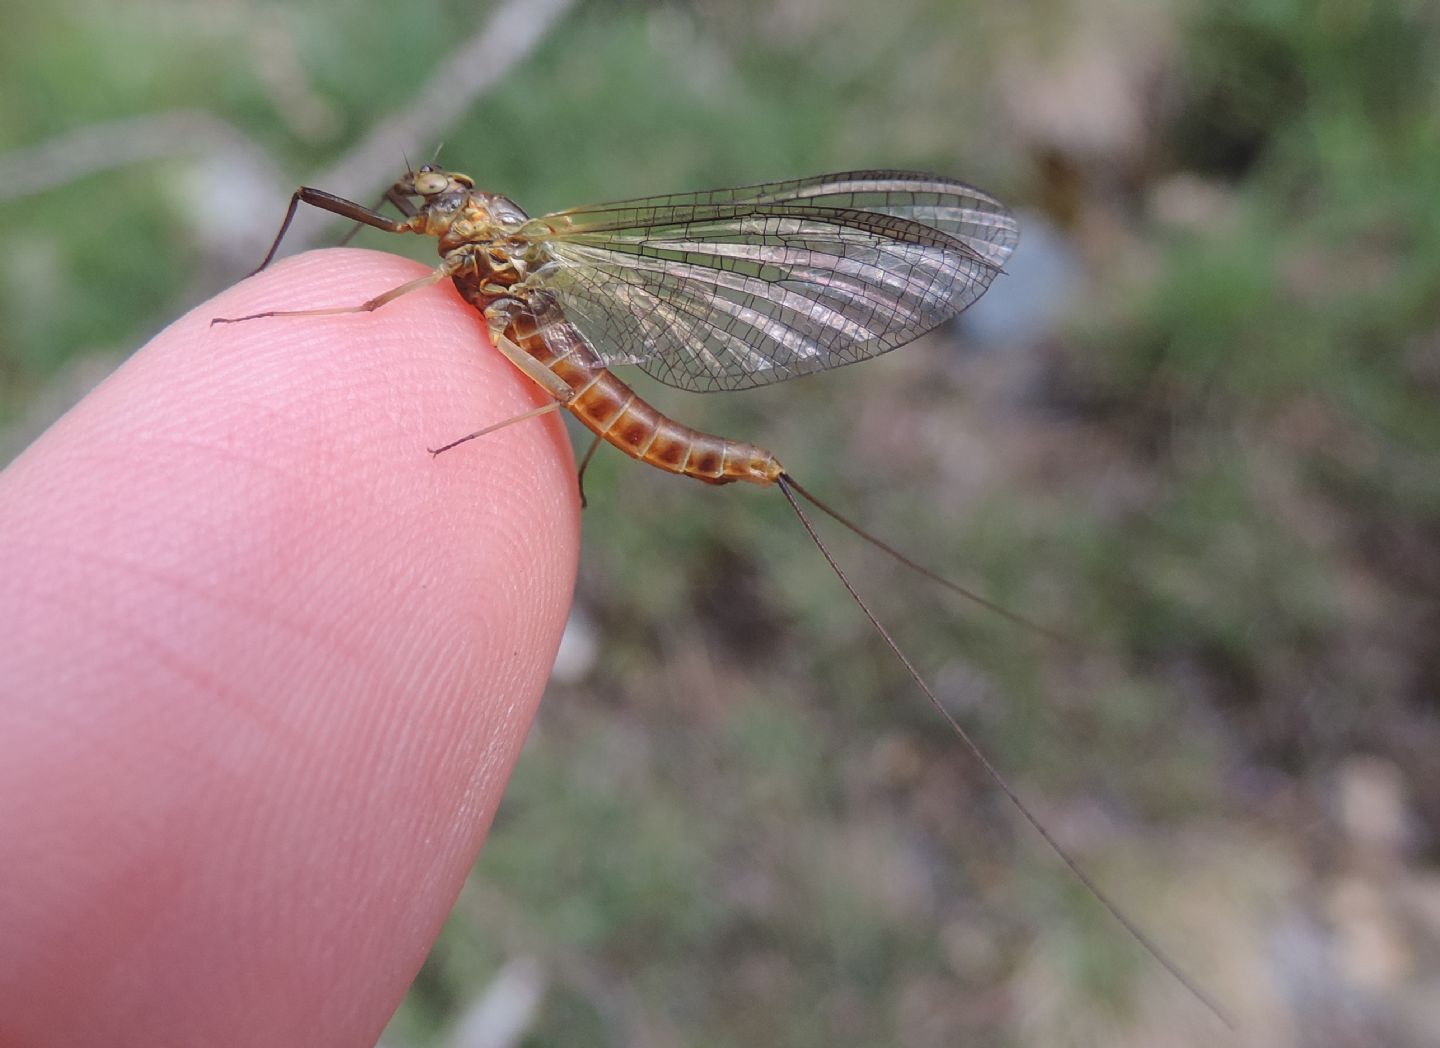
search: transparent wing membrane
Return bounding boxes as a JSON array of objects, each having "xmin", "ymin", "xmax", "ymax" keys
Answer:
[
  {"xmin": 520, "ymin": 171, "xmax": 1018, "ymax": 392},
  {"xmin": 541, "ymin": 170, "xmax": 1020, "ymax": 266}
]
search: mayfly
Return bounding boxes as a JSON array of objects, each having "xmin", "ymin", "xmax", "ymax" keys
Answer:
[{"xmin": 215, "ymin": 165, "xmax": 1229, "ymax": 1027}]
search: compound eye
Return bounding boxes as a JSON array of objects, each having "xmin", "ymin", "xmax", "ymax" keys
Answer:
[{"xmin": 413, "ymin": 170, "xmax": 449, "ymax": 195}]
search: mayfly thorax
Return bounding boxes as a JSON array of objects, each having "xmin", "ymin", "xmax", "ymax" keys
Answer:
[{"xmin": 213, "ymin": 164, "xmax": 1231, "ymax": 1028}]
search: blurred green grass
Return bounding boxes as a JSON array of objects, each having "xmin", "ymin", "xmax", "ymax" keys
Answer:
[{"xmin": 5, "ymin": 0, "xmax": 1440, "ymax": 1044}]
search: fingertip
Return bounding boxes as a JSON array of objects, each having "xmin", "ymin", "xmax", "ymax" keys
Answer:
[{"xmin": 0, "ymin": 248, "xmax": 579, "ymax": 1045}]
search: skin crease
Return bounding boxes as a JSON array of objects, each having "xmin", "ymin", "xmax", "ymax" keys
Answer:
[{"xmin": 0, "ymin": 250, "xmax": 580, "ymax": 1048}]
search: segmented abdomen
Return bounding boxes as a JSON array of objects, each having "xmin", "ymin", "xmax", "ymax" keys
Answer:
[{"xmin": 504, "ymin": 295, "xmax": 782, "ymax": 486}]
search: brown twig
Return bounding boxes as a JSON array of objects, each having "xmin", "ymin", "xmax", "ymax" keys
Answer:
[
  {"xmin": 0, "ymin": 0, "xmax": 578, "ymax": 259},
  {"xmin": 0, "ymin": 109, "xmax": 283, "ymax": 203}
]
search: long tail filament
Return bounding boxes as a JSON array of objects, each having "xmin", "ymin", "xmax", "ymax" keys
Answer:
[{"xmin": 774, "ymin": 473, "xmax": 1233, "ymax": 1032}]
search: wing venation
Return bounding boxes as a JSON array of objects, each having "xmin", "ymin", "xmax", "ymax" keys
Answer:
[{"xmin": 518, "ymin": 171, "xmax": 1018, "ymax": 392}]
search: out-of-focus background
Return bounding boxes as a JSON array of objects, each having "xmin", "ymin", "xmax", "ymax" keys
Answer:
[{"xmin": 4, "ymin": 0, "xmax": 1439, "ymax": 1044}]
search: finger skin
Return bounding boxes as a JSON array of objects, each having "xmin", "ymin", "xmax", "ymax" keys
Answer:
[{"xmin": 0, "ymin": 250, "xmax": 579, "ymax": 1047}]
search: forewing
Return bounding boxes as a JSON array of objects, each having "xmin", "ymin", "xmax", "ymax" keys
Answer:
[
  {"xmin": 520, "ymin": 171, "xmax": 1018, "ymax": 393},
  {"xmin": 543, "ymin": 170, "xmax": 1020, "ymax": 268}
]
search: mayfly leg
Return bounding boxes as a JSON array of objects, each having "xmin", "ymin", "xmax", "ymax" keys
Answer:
[
  {"xmin": 427, "ymin": 400, "xmax": 566, "ymax": 457},
  {"xmin": 210, "ymin": 264, "xmax": 456, "ymax": 327},
  {"xmin": 249, "ymin": 186, "xmax": 413, "ymax": 275},
  {"xmin": 212, "ymin": 181, "xmax": 445, "ymax": 326},
  {"xmin": 337, "ymin": 187, "xmax": 419, "ymax": 250},
  {"xmin": 575, "ymin": 433, "xmax": 605, "ymax": 509}
]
